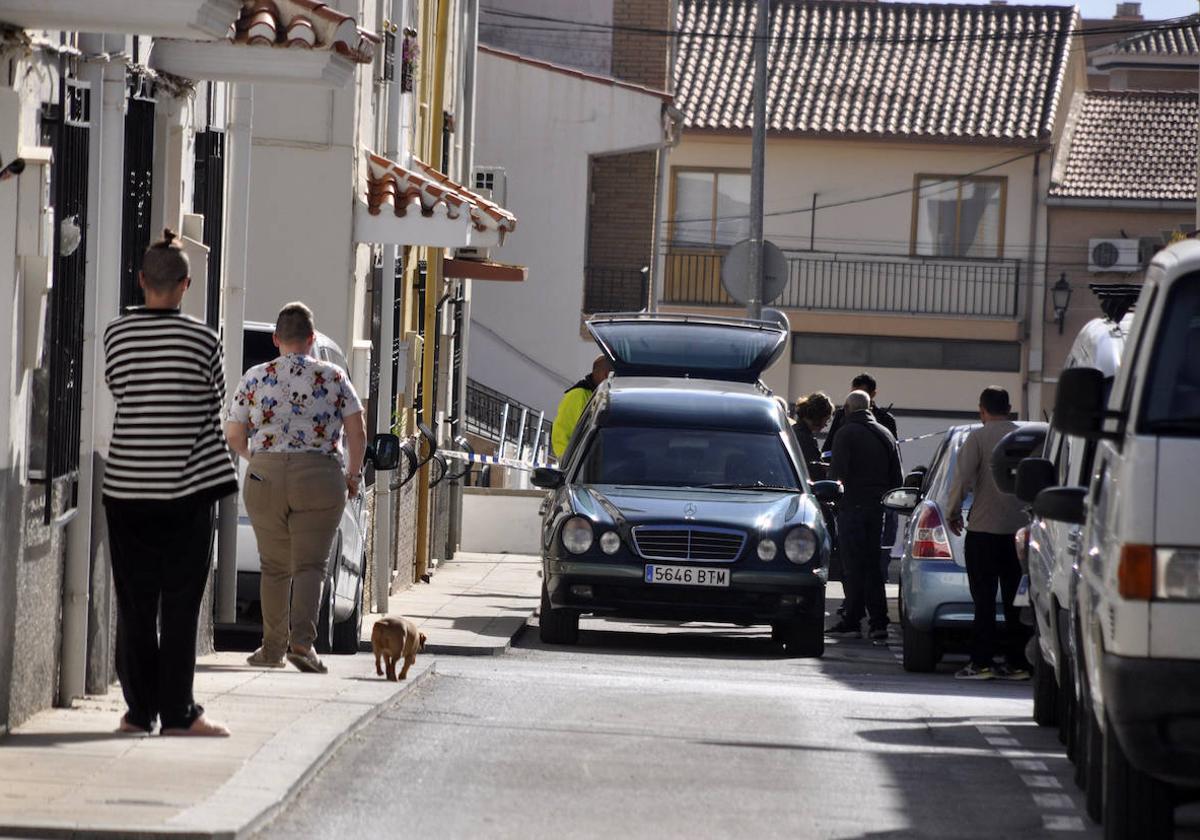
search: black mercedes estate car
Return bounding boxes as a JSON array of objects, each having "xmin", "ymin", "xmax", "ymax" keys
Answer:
[{"xmin": 531, "ymin": 314, "xmax": 840, "ymax": 657}]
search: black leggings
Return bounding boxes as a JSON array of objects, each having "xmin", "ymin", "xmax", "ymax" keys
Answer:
[{"xmin": 105, "ymin": 499, "xmax": 216, "ymax": 731}]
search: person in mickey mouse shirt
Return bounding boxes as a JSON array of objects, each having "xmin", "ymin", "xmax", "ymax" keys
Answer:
[{"xmin": 225, "ymin": 302, "xmax": 365, "ymax": 675}]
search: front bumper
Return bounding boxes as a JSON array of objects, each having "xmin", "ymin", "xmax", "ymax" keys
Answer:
[
  {"xmin": 545, "ymin": 559, "xmax": 824, "ymax": 624},
  {"xmin": 1104, "ymin": 653, "xmax": 1200, "ymax": 787}
]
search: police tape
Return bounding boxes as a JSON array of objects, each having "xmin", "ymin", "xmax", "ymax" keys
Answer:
[
  {"xmin": 438, "ymin": 449, "xmax": 544, "ymax": 472},
  {"xmin": 895, "ymin": 429, "xmax": 951, "ymax": 445}
]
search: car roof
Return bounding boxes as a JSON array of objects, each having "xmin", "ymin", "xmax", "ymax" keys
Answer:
[
  {"xmin": 1067, "ymin": 315, "xmax": 1130, "ymax": 379},
  {"xmin": 601, "ymin": 377, "xmax": 786, "ymax": 434},
  {"xmin": 243, "ymin": 320, "xmax": 344, "ymax": 358}
]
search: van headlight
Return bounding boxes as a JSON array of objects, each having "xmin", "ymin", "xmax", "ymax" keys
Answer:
[
  {"xmin": 561, "ymin": 517, "xmax": 594, "ymax": 555},
  {"xmin": 784, "ymin": 526, "xmax": 817, "ymax": 564},
  {"xmin": 1156, "ymin": 548, "xmax": 1200, "ymax": 600}
]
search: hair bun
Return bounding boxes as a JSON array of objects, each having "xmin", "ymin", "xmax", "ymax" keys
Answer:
[{"xmin": 161, "ymin": 228, "xmax": 177, "ymax": 244}]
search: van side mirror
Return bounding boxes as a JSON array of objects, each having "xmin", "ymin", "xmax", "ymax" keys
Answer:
[
  {"xmin": 1016, "ymin": 458, "xmax": 1056, "ymax": 504},
  {"xmin": 809, "ymin": 479, "xmax": 843, "ymax": 503},
  {"xmin": 1053, "ymin": 368, "xmax": 1118, "ymax": 440},
  {"xmin": 368, "ymin": 433, "xmax": 402, "ymax": 471},
  {"xmin": 530, "ymin": 467, "xmax": 565, "ymax": 490},
  {"xmin": 1033, "ymin": 486, "xmax": 1086, "ymax": 525},
  {"xmin": 990, "ymin": 424, "xmax": 1048, "ymax": 494},
  {"xmin": 882, "ymin": 487, "xmax": 921, "ymax": 513}
]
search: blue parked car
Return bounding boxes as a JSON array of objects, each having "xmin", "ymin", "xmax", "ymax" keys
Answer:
[{"xmin": 884, "ymin": 422, "xmax": 1042, "ymax": 672}]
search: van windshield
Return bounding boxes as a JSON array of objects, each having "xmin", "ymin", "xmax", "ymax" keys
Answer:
[
  {"xmin": 1142, "ymin": 278, "xmax": 1200, "ymax": 435},
  {"xmin": 577, "ymin": 427, "xmax": 800, "ymax": 490}
]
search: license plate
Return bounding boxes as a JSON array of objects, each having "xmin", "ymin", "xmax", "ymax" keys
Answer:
[
  {"xmin": 1013, "ymin": 574, "xmax": 1030, "ymax": 607},
  {"xmin": 644, "ymin": 564, "xmax": 730, "ymax": 587}
]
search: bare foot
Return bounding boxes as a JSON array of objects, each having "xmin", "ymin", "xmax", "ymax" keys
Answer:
[
  {"xmin": 115, "ymin": 714, "xmax": 150, "ymax": 735},
  {"xmin": 160, "ymin": 715, "xmax": 230, "ymax": 737}
]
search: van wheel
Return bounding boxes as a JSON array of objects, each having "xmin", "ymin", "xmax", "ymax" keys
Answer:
[
  {"xmin": 314, "ymin": 575, "xmax": 335, "ymax": 655},
  {"xmin": 1104, "ymin": 712, "xmax": 1174, "ymax": 840},
  {"xmin": 901, "ymin": 616, "xmax": 938, "ymax": 672},
  {"xmin": 539, "ymin": 579, "xmax": 579, "ymax": 645},
  {"xmin": 1084, "ymin": 704, "xmax": 1104, "ymax": 823},
  {"xmin": 1057, "ymin": 608, "xmax": 1075, "ymax": 748},
  {"xmin": 1032, "ymin": 636, "xmax": 1058, "ymax": 727},
  {"xmin": 331, "ymin": 573, "xmax": 363, "ymax": 654}
]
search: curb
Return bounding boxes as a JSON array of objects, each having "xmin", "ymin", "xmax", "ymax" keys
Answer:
[
  {"xmin": 0, "ymin": 664, "xmax": 437, "ymax": 840},
  {"xmin": 358, "ymin": 612, "xmax": 533, "ymax": 657}
]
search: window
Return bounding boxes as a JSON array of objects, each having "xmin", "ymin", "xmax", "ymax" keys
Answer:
[
  {"xmin": 912, "ymin": 175, "xmax": 1005, "ymax": 258},
  {"xmin": 671, "ymin": 168, "xmax": 751, "ymax": 248},
  {"xmin": 791, "ymin": 333, "xmax": 1021, "ymax": 372},
  {"xmin": 1140, "ymin": 276, "xmax": 1200, "ymax": 434}
]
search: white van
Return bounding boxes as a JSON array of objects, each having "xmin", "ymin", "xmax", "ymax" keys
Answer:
[
  {"xmin": 1036, "ymin": 240, "xmax": 1200, "ymax": 838},
  {"xmin": 1017, "ymin": 306, "xmax": 1133, "ymax": 742}
]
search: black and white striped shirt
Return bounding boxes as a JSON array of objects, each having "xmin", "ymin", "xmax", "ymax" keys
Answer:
[{"xmin": 102, "ymin": 308, "xmax": 238, "ymax": 503}]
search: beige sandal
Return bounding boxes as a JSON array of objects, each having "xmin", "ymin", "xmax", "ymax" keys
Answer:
[
  {"xmin": 115, "ymin": 713, "xmax": 151, "ymax": 735},
  {"xmin": 286, "ymin": 647, "xmax": 328, "ymax": 674},
  {"xmin": 160, "ymin": 714, "xmax": 231, "ymax": 737}
]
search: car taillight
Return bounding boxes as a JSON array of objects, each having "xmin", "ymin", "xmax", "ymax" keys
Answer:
[
  {"xmin": 1118, "ymin": 544, "xmax": 1154, "ymax": 601},
  {"xmin": 912, "ymin": 505, "xmax": 952, "ymax": 560}
]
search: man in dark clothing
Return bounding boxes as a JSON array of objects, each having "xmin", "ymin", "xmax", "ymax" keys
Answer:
[
  {"xmin": 824, "ymin": 372, "xmax": 897, "ymax": 450},
  {"xmin": 826, "ymin": 390, "xmax": 903, "ymax": 641},
  {"xmin": 551, "ymin": 355, "xmax": 612, "ymax": 459}
]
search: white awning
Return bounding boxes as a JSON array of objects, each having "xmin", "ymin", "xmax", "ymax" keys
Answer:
[{"xmin": 0, "ymin": 0, "xmax": 240, "ymax": 39}]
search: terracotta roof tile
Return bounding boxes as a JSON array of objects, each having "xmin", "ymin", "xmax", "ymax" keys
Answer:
[
  {"xmin": 1050, "ymin": 90, "xmax": 1197, "ymax": 201},
  {"xmin": 230, "ymin": 0, "xmax": 380, "ymax": 63},
  {"xmin": 674, "ymin": 0, "xmax": 1075, "ymax": 142},
  {"xmin": 366, "ymin": 152, "xmax": 518, "ymax": 235},
  {"xmin": 1109, "ymin": 16, "xmax": 1200, "ymax": 56}
]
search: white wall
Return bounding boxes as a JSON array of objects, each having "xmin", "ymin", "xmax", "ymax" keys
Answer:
[
  {"xmin": 479, "ymin": 0, "xmax": 613, "ymax": 76},
  {"xmin": 469, "ymin": 50, "xmax": 665, "ymax": 415},
  {"xmin": 461, "ymin": 487, "xmax": 544, "ymax": 554}
]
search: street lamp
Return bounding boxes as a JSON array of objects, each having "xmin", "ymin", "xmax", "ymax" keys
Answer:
[{"xmin": 1052, "ymin": 274, "xmax": 1072, "ymax": 334}]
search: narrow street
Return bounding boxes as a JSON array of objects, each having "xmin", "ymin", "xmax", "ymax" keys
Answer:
[{"xmin": 256, "ymin": 609, "xmax": 1100, "ymax": 840}]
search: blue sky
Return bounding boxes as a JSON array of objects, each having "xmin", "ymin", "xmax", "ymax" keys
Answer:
[{"xmin": 940, "ymin": 0, "xmax": 1196, "ymax": 16}]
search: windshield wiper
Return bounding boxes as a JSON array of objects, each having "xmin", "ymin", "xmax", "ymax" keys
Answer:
[{"xmin": 698, "ymin": 483, "xmax": 799, "ymax": 491}]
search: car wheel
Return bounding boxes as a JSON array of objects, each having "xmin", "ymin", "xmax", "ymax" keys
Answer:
[
  {"xmin": 331, "ymin": 573, "xmax": 363, "ymax": 655},
  {"xmin": 901, "ymin": 614, "xmax": 938, "ymax": 673},
  {"xmin": 782, "ymin": 591, "xmax": 825, "ymax": 658},
  {"xmin": 1103, "ymin": 712, "xmax": 1174, "ymax": 840},
  {"xmin": 1031, "ymin": 634, "xmax": 1058, "ymax": 727},
  {"xmin": 1057, "ymin": 608, "xmax": 1075, "ymax": 748},
  {"xmin": 538, "ymin": 579, "xmax": 579, "ymax": 645},
  {"xmin": 314, "ymin": 575, "xmax": 335, "ymax": 655}
]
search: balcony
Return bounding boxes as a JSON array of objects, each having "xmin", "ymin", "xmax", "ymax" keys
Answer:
[
  {"xmin": 663, "ymin": 249, "xmax": 1020, "ymax": 319},
  {"xmin": 584, "ymin": 265, "xmax": 649, "ymax": 314}
]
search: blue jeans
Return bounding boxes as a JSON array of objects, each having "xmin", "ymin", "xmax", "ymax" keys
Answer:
[{"xmin": 838, "ymin": 503, "xmax": 888, "ymax": 631}]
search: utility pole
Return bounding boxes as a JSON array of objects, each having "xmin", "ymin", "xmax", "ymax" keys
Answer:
[{"xmin": 746, "ymin": 0, "xmax": 769, "ymax": 320}]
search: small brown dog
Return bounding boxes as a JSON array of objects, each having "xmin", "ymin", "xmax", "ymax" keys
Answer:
[{"xmin": 371, "ymin": 616, "xmax": 426, "ymax": 681}]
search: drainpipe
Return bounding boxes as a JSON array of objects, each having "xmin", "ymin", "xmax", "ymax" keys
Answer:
[
  {"xmin": 216, "ymin": 83, "xmax": 253, "ymax": 624},
  {"xmin": 1025, "ymin": 150, "xmax": 1045, "ymax": 422},
  {"xmin": 372, "ymin": 0, "xmax": 405, "ymax": 613},
  {"xmin": 60, "ymin": 32, "xmax": 122, "ymax": 706},
  {"xmin": 415, "ymin": 0, "xmax": 453, "ymax": 581},
  {"xmin": 445, "ymin": 0, "xmax": 479, "ymax": 559}
]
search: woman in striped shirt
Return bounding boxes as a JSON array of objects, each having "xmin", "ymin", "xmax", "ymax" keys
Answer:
[{"xmin": 103, "ymin": 229, "xmax": 238, "ymax": 737}]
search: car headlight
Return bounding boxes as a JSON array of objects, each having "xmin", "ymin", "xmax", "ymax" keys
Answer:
[
  {"xmin": 757, "ymin": 539, "xmax": 777, "ymax": 561},
  {"xmin": 561, "ymin": 517, "xmax": 594, "ymax": 555},
  {"xmin": 599, "ymin": 530, "xmax": 621, "ymax": 555},
  {"xmin": 784, "ymin": 526, "xmax": 817, "ymax": 564},
  {"xmin": 1156, "ymin": 548, "xmax": 1200, "ymax": 600}
]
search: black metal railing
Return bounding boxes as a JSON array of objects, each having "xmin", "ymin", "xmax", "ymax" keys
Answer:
[
  {"xmin": 192, "ymin": 128, "xmax": 225, "ymax": 328},
  {"xmin": 119, "ymin": 73, "xmax": 155, "ymax": 309},
  {"xmin": 583, "ymin": 265, "xmax": 648, "ymax": 314},
  {"xmin": 40, "ymin": 73, "xmax": 91, "ymax": 519},
  {"xmin": 465, "ymin": 379, "xmax": 552, "ymax": 456},
  {"xmin": 664, "ymin": 248, "xmax": 1020, "ymax": 318}
]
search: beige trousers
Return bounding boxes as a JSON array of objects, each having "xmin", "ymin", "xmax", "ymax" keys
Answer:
[{"xmin": 244, "ymin": 452, "xmax": 346, "ymax": 655}]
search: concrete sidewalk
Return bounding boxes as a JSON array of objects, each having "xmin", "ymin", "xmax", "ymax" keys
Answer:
[
  {"xmin": 0, "ymin": 552, "xmax": 541, "ymax": 839},
  {"xmin": 362, "ymin": 552, "xmax": 541, "ymax": 655}
]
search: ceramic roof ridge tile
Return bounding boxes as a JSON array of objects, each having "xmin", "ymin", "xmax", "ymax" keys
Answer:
[
  {"xmin": 1109, "ymin": 15, "xmax": 1200, "ymax": 56},
  {"xmin": 365, "ymin": 151, "xmax": 518, "ymax": 234},
  {"xmin": 229, "ymin": 0, "xmax": 380, "ymax": 64}
]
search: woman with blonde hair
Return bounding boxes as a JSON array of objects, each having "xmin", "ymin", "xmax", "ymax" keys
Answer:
[{"xmin": 792, "ymin": 392, "xmax": 834, "ymax": 478}]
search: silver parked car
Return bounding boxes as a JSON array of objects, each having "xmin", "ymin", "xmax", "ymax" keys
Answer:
[{"xmin": 885, "ymin": 422, "xmax": 1040, "ymax": 672}]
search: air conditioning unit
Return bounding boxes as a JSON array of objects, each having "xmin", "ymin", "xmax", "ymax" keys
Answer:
[
  {"xmin": 471, "ymin": 166, "xmax": 506, "ymax": 207},
  {"xmin": 1088, "ymin": 238, "xmax": 1142, "ymax": 273}
]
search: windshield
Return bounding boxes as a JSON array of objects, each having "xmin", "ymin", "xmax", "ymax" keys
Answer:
[
  {"xmin": 577, "ymin": 427, "xmax": 800, "ymax": 490},
  {"xmin": 1141, "ymin": 277, "xmax": 1200, "ymax": 434},
  {"xmin": 243, "ymin": 329, "xmax": 277, "ymax": 373}
]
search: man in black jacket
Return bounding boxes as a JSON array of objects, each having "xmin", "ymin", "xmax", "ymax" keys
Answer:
[
  {"xmin": 826, "ymin": 390, "xmax": 903, "ymax": 641},
  {"xmin": 824, "ymin": 372, "xmax": 897, "ymax": 450}
]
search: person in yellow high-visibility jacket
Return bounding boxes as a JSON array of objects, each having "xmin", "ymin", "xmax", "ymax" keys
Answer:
[{"xmin": 551, "ymin": 355, "xmax": 612, "ymax": 459}]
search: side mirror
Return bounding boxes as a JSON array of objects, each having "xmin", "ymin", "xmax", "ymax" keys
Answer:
[
  {"xmin": 903, "ymin": 470, "xmax": 925, "ymax": 489},
  {"xmin": 530, "ymin": 467, "xmax": 566, "ymax": 490},
  {"xmin": 1015, "ymin": 457, "xmax": 1057, "ymax": 504},
  {"xmin": 882, "ymin": 487, "xmax": 921, "ymax": 513},
  {"xmin": 368, "ymin": 433, "xmax": 402, "ymax": 471},
  {"xmin": 990, "ymin": 424, "xmax": 1048, "ymax": 495},
  {"xmin": 1053, "ymin": 368, "xmax": 1113, "ymax": 440},
  {"xmin": 809, "ymin": 479, "xmax": 843, "ymax": 503},
  {"xmin": 1033, "ymin": 486, "xmax": 1087, "ymax": 525}
]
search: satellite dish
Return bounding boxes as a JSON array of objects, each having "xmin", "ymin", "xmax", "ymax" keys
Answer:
[{"xmin": 721, "ymin": 239, "xmax": 789, "ymax": 306}]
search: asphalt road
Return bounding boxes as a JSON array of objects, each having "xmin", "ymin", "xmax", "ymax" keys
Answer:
[{"xmin": 253, "ymin": 606, "xmax": 1143, "ymax": 840}]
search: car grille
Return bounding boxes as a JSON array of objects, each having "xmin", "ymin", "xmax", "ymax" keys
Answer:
[{"xmin": 631, "ymin": 526, "xmax": 746, "ymax": 562}]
